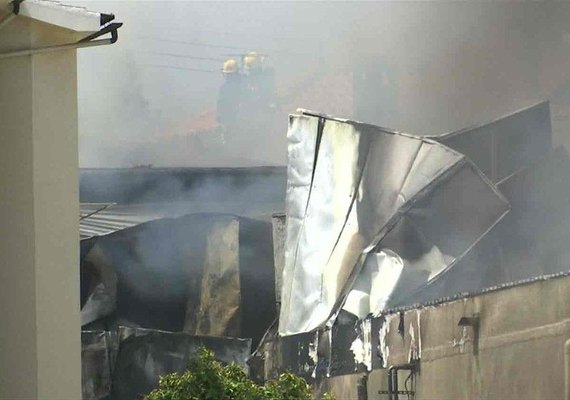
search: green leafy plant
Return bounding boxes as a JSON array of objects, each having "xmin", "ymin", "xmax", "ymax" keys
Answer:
[{"xmin": 146, "ymin": 347, "xmax": 334, "ymax": 400}]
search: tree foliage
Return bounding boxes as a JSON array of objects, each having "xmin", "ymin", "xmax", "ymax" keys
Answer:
[{"xmin": 146, "ymin": 347, "xmax": 333, "ymax": 400}]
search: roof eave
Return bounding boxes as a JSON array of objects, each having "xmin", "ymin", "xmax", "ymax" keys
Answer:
[{"xmin": 18, "ymin": 0, "xmax": 112, "ymax": 33}]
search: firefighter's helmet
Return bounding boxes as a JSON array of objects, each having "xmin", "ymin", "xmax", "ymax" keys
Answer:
[
  {"xmin": 222, "ymin": 58, "xmax": 239, "ymax": 74},
  {"xmin": 243, "ymin": 51, "xmax": 258, "ymax": 68}
]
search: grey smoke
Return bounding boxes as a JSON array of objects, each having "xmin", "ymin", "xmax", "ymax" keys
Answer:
[{"xmin": 71, "ymin": 1, "xmax": 570, "ymax": 167}]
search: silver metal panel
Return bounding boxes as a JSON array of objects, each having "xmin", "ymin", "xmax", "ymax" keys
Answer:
[{"xmin": 279, "ymin": 111, "xmax": 509, "ymax": 335}]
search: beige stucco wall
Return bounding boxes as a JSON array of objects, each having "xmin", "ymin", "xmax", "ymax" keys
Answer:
[
  {"xmin": 366, "ymin": 274, "xmax": 570, "ymax": 400},
  {"xmin": 0, "ymin": 18, "xmax": 80, "ymax": 399}
]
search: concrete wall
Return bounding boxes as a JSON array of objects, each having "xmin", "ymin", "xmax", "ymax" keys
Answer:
[
  {"xmin": 367, "ymin": 274, "xmax": 570, "ymax": 400},
  {"xmin": 0, "ymin": 18, "xmax": 81, "ymax": 399}
]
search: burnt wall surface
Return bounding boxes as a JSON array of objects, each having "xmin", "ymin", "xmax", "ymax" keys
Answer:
[
  {"xmin": 254, "ymin": 272, "xmax": 570, "ymax": 400},
  {"xmin": 369, "ymin": 272, "xmax": 570, "ymax": 400}
]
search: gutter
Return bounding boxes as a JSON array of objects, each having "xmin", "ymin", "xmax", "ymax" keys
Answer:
[
  {"xmin": 0, "ymin": 0, "xmax": 22, "ymax": 31},
  {"xmin": 0, "ymin": 3, "xmax": 122, "ymax": 59}
]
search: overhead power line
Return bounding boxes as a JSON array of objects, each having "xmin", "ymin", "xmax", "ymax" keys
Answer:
[
  {"xmin": 139, "ymin": 36, "xmax": 247, "ymax": 51},
  {"xmin": 145, "ymin": 52, "xmax": 225, "ymax": 62},
  {"xmin": 141, "ymin": 64, "xmax": 220, "ymax": 74},
  {"xmin": 158, "ymin": 27, "xmax": 318, "ymax": 43}
]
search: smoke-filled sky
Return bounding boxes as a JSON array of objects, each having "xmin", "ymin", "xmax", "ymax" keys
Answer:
[{"xmin": 71, "ymin": 1, "xmax": 570, "ymax": 168}]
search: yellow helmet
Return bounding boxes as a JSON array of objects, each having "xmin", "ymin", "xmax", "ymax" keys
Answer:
[
  {"xmin": 243, "ymin": 51, "xmax": 258, "ymax": 68},
  {"xmin": 222, "ymin": 58, "xmax": 239, "ymax": 74}
]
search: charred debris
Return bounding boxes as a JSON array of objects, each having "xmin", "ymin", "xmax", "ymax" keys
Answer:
[{"xmin": 81, "ymin": 102, "xmax": 570, "ymax": 399}]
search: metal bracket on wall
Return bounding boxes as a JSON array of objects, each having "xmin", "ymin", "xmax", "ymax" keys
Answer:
[{"xmin": 458, "ymin": 314, "xmax": 480, "ymax": 355}]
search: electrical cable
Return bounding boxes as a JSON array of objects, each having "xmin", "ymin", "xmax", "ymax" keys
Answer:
[
  {"xmin": 144, "ymin": 52, "xmax": 225, "ymax": 62},
  {"xmin": 141, "ymin": 64, "xmax": 219, "ymax": 73}
]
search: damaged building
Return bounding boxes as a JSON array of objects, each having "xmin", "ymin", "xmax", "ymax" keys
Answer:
[
  {"xmin": 79, "ymin": 101, "xmax": 570, "ymax": 399},
  {"xmin": 79, "ymin": 168, "xmax": 284, "ymax": 399},
  {"xmin": 251, "ymin": 101, "xmax": 570, "ymax": 399}
]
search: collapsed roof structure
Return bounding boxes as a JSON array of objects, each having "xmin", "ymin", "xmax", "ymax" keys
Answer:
[
  {"xmin": 80, "ymin": 101, "xmax": 570, "ymax": 399},
  {"xmin": 279, "ymin": 109, "xmax": 511, "ymax": 335},
  {"xmin": 279, "ymin": 102, "xmax": 552, "ymax": 336},
  {"xmin": 252, "ymin": 101, "xmax": 570, "ymax": 398}
]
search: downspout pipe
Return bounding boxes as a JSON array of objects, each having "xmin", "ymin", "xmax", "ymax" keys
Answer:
[
  {"xmin": 564, "ymin": 339, "xmax": 570, "ymax": 400},
  {"xmin": 0, "ymin": 21, "xmax": 122, "ymax": 60},
  {"xmin": 387, "ymin": 363, "xmax": 418, "ymax": 400},
  {"xmin": 0, "ymin": 0, "xmax": 23, "ymax": 31}
]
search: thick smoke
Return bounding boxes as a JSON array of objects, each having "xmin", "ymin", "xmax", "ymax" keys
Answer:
[
  {"xmin": 72, "ymin": 1, "xmax": 570, "ymax": 167},
  {"xmin": 80, "ymin": 167, "xmax": 286, "ymax": 216}
]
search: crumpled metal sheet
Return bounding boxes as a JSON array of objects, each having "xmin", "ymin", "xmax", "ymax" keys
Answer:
[
  {"xmin": 431, "ymin": 101, "xmax": 551, "ymax": 183},
  {"xmin": 279, "ymin": 110, "xmax": 509, "ymax": 336},
  {"xmin": 111, "ymin": 327, "xmax": 251, "ymax": 400}
]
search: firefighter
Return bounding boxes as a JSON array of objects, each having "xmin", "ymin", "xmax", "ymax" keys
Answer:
[
  {"xmin": 216, "ymin": 58, "xmax": 243, "ymax": 143},
  {"xmin": 242, "ymin": 51, "xmax": 275, "ymax": 111},
  {"xmin": 243, "ymin": 51, "xmax": 260, "ymax": 76}
]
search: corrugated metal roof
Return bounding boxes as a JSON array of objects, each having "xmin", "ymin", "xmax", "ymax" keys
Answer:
[
  {"xmin": 80, "ymin": 203, "xmax": 168, "ymax": 240},
  {"xmin": 79, "ymin": 200, "xmax": 281, "ymax": 240}
]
